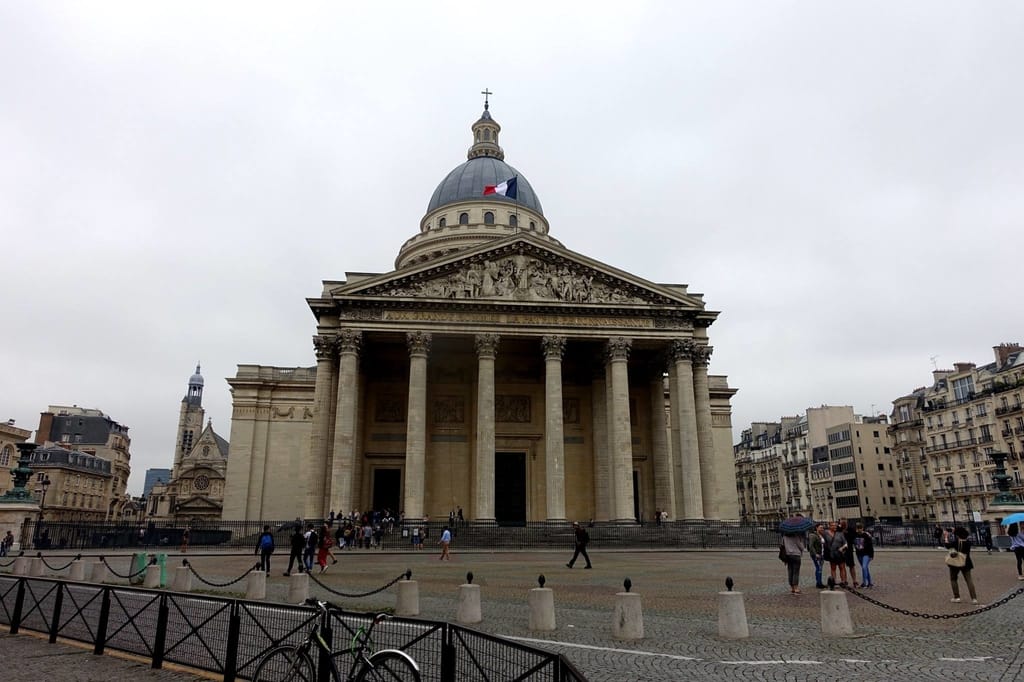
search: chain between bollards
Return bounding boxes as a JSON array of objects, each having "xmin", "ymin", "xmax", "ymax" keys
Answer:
[
  {"xmin": 184, "ymin": 558, "xmax": 261, "ymax": 588},
  {"xmin": 307, "ymin": 569, "xmax": 409, "ymax": 598},
  {"xmin": 100, "ymin": 555, "xmax": 153, "ymax": 579},
  {"xmin": 38, "ymin": 553, "xmax": 81, "ymax": 572},
  {"xmin": 841, "ymin": 583, "xmax": 1024, "ymax": 620}
]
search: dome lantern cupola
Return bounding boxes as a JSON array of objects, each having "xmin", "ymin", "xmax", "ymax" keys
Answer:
[
  {"xmin": 468, "ymin": 90, "xmax": 504, "ymax": 160},
  {"xmin": 185, "ymin": 363, "xmax": 204, "ymax": 406}
]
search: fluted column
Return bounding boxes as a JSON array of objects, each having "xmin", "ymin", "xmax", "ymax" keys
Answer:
[
  {"xmin": 404, "ymin": 331, "xmax": 431, "ymax": 521},
  {"xmin": 692, "ymin": 345, "xmax": 717, "ymax": 518},
  {"xmin": 542, "ymin": 335, "xmax": 567, "ymax": 521},
  {"xmin": 670, "ymin": 339, "xmax": 703, "ymax": 519},
  {"xmin": 329, "ymin": 330, "xmax": 362, "ymax": 516},
  {"xmin": 648, "ymin": 359, "xmax": 674, "ymax": 519},
  {"xmin": 606, "ymin": 337, "xmax": 635, "ymax": 522},
  {"xmin": 474, "ymin": 333, "xmax": 499, "ymax": 522},
  {"xmin": 310, "ymin": 334, "xmax": 337, "ymax": 515},
  {"xmin": 591, "ymin": 365, "xmax": 612, "ymax": 521}
]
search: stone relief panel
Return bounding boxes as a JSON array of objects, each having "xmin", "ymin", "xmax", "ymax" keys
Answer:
[
  {"xmin": 378, "ymin": 255, "xmax": 650, "ymax": 304},
  {"xmin": 374, "ymin": 394, "xmax": 406, "ymax": 423},
  {"xmin": 495, "ymin": 395, "xmax": 531, "ymax": 423},
  {"xmin": 433, "ymin": 396, "xmax": 466, "ymax": 424},
  {"xmin": 563, "ymin": 398, "xmax": 581, "ymax": 425}
]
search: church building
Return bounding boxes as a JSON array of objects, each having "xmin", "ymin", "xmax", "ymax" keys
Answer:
[{"xmin": 223, "ymin": 103, "xmax": 739, "ymax": 524}]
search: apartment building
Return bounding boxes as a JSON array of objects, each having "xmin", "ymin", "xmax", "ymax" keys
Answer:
[{"xmin": 825, "ymin": 416, "xmax": 900, "ymax": 524}]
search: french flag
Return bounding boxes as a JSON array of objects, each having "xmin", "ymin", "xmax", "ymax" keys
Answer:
[{"xmin": 483, "ymin": 176, "xmax": 518, "ymax": 199}]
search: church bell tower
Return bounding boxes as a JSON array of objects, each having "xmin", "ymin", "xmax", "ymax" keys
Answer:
[{"xmin": 173, "ymin": 364, "xmax": 205, "ymax": 478}]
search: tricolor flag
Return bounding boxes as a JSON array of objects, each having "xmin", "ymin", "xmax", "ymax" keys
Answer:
[{"xmin": 483, "ymin": 176, "xmax": 518, "ymax": 199}]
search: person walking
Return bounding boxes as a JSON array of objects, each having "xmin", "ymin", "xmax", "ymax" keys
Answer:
[
  {"xmin": 782, "ymin": 531, "xmax": 805, "ymax": 594},
  {"xmin": 283, "ymin": 524, "xmax": 305, "ymax": 576},
  {"xmin": 854, "ymin": 522, "xmax": 875, "ymax": 587},
  {"xmin": 1008, "ymin": 523, "xmax": 1024, "ymax": 580},
  {"xmin": 316, "ymin": 523, "xmax": 333, "ymax": 574},
  {"xmin": 842, "ymin": 519, "xmax": 859, "ymax": 587},
  {"xmin": 255, "ymin": 525, "xmax": 275, "ymax": 574},
  {"xmin": 809, "ymin": 524, "xmax": 826, "ymax": 588},
  {"xmin": 302, "ymin": 524, "xmax": 318, "ymax": 572},
  {"xmin": 947, "ymin": 526, "xmax": 979, "ymax": 604},
  {"xmin": 438, "ymin": 525, "xmax": 452, "ymax": 560},
  {"xmin": 566, "ymin": 521, "xmax": 592, "ymax": 569}
]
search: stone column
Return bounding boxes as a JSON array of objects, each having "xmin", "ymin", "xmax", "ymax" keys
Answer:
[
  {"xmin": 310, "ymin": 334, "xmax": 337, "ymax": 515},
  {"xmin": 474, "ymin": 333, "xmax": 499, "ymax": 522},
  {"xmin": 404, "ymin": 331, "xmax": 431, "ymax": 521},
  {"xmin": 329, "ymin": 330, "xmax": 362, "ymax": 516},
  {"xmin": 606, "ymin": 337, "xmax": 635, "ymax": 522},
  {"xmin": 591, "ymin": 365, "xmax": 612, "ymax": 521},
  {"xmin": 670, "ymin": 339, "xmax": 703, "ymax": 519},
  {"xmin": 542, "ymin": 335, "xmax": 567, "ymax": 522},
  {"xmin": 692, "ymin": 345, "xmax": 718, "ymax": 518},
  {"xmin": 648, "ymin": 359, "xmax": 674, "ymax": 519}
]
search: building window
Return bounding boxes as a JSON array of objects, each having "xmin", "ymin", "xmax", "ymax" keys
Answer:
[
  {"xmin": 459, "ymin": 213, "xmax": 469, "ymax": 225},
  {"xmin": 529, "ymin": 221, "xmax": 535, "ymax": 230},
  {"xmin": 0, "ymin": 445, "xmax": 10, "ymax": 466},
  {"xmin": 484, "ymin": 211, "xmax": 494, "ymax": 225},
  {"xmin": 483, "ymin": 129, "xmax": 491, "ymax": 141},
  {"xmin": 509, "ymin": 214, "xmax": 517, "ymax": 227},
  {"xmin": 438, "ymin": 217, "xmax": 446, "ymax": 228},
  {"xmin": 953, "ymin": 376, "xmax": 974, "ymax": 401}
]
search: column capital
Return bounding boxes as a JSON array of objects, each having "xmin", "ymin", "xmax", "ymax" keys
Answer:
[
  {"xmin": 474, "ymin": 333, "xmax": 500, "ymax": 359},
  {"xmin": 313, "ymin": 334, "xmax": 337, "ymax": 361},
  {"xmin": 669, "ymin": 338, "xmax": 697, "ymax": 363},
  {"xmin": 337, "ymin": 329, "xmax": 363, "ymax": 355},
  {"xmin": 691, "ymin": 344, "xmax": 713, "ymax": 368},
  {"xmin": 605, "ymin": 336, "xmax": 632, "ymax": 362},
  {"xmin": 541, "ymin": 335, "xmax": 567, "ymax": 360},
  {"xmin": 406, "ymin": 331, "xmax": 432, "ymax": 357}
]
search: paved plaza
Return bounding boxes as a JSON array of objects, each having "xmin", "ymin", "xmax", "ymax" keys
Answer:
[{"xmin": 5, "ymin": 546, "xmax": 1024, "ymax": 680}]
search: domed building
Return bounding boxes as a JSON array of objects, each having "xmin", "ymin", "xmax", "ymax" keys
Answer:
[{"xmin": 223, "ymin": 104, "xmax": 738, "ymax": 524}]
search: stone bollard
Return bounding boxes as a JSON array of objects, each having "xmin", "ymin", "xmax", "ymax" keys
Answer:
[
  {"xmin": 718, "ymin": 578, "xmax": 749, "ymax": 639},
  {"xmin": 820, "ymin": 588, "xmax": 855, "ymax": 637},
  {"xmin": 247, "ymin": 566, "xmax": 267, "ymax": 600},
  {"xmin": 612, "ymin": 578, "xmax": 643, "ymax": 641},
  {"xmin": 69, "ymin": 559, "xmax": 86, "ymax": 582},
  {"xmin": 172, "ymin": 565, "xmax": 193, "ymax": 592},
  {"xmin": 528, "ymin": 575, "xmax": 556, "ymax": 632},
  {"xmin": 288, "ymin": 572, "xmax": 309, "ymax": 604},
  {"xmin": 13, "ymin": 555, "xmax": 29, "ymax": 576},
  {"xmin": 29, "ymin": 557, "xmax": 44, "ymax": 577},
  {"xmin": 456, "ymin": 572, "xmax": 482, "ymax": 624},
  {"xmin": 143, "ymin": 563, "xmax": 162, "ymax": 589},
  {"xmin": 90, "ymin": 561, "xmax": 108, "ymax": 584},
  {"xmin": 396, "ymin": 574, "xmax": 420, "ymax": 617}
]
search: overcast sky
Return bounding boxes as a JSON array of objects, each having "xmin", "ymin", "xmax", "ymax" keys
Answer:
[{"xmin": 3, "ymin": 3, "xmax": 1021, "ymax": 495}]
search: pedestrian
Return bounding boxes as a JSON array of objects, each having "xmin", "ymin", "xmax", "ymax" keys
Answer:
[
  {"xmin": 827, "ymin": 521, "xmax": 848, "ymax": 585},
  {"xmin": 411, "ymin": 526, "xmax": 420, "ymax": 549},
  {"xmin": 934, "ymin": 524, "xmax": 945, "ymax": 549},
  {"xmin": 854, "ymin": 522, "xmax": 875, "ymax": 587},
  {"xmin": 566, "ymin": 521, "xmax": 592, "ymax": 569},
  {"xmin": 981, "ymin": 526, "xmax": 993, "ymax": 554},
  {"xmin": 303, "ymin": 524, "xmax": 317, "ymax": 572},
  {"xmin": 255, "ymin": 525, "xmax": 275, "ymax": 573},
  {"xmin": 316, "ymin": 524, "xmax": 333, "ymax": 574},
  {"xmin": 655, "ymin": 508, "xmax": 663, "ymax": 527},
  {"xmin": 283, "ymin": 524, "xmax": 305, "ymax": 576},
  {"xmin": 438, "ymin": 525, "xmax": 452, "ymax": 560},
  {"xmin": 321, "ymin": 522, "xmax": 339, "ymax": 566},
  {"xmin": 842, "ymin": 519, "xmax": 859, "ymax": 587},
  {"xmin": 457, "ymin": 506, "xmax": 464, "ymax": 526},
  {"xmin": 0, "ymin": 530, "xmax": 13, "ymax": 556},
  {"xmin": 180, "ymin": 526, "xmax": 190, "ymax": 554},
  {"xmin": 373, "ymin": 524, "xmax": 384, "ymax": 548},
  {"xmin": 782, "ymin": 531, "xmax": 805, "ymax": 594},
  {"xmin": 947, "ymin": 526, "xmax": 979, "ymax": 604},
  {"xmin": 809, "ymin": 524, "xmax": 826, "ymax": 588},
  {"xmin": 362, "ymin": 522, "xmax": 373, "ymax": 549},
  {"xmin": 1008, "ymin": 523, "xmax": 1024, "ymax": 580}
]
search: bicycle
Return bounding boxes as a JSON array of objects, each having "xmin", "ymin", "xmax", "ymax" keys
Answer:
[{"xmin": 252, "ymin": 598, "xmax": 420, "ymax": 682}]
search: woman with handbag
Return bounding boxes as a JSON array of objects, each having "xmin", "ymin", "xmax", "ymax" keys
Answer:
[{"xmin": 946, "ymin": 526, "xmax": 979, "ymax": 604}]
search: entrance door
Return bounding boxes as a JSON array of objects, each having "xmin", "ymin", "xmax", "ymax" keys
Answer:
[
  {"xmin": 372, "ymin": 468, "xmax": 401, "ymax": 513},
  {"xmin": 494, "ymin": 452, "xmax": 527, "ymax": 526}
]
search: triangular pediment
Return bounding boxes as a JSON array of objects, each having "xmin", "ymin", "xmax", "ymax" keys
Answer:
[
  {"xmin": 333, "ymin": 234, "xmax": 706, "ymax": 309},
  {"xmin": 176, "ymin": 495, "xmax": 223, "ymax": 511}
]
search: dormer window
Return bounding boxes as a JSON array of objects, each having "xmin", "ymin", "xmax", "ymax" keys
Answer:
[
  {"xmin": 459, "ymin": 213, "xmax": 469, "ymax": 225},
  {"xmin": 438, "ymin": 217, "xmax": 446, "ymax": 228},
  {"xmin": 484, "ymin": 211, "xmax": 494, "ymax": 225},
  {"xmin": 509, "ymin": 214, "xmax": 517, "ymax": 227}
]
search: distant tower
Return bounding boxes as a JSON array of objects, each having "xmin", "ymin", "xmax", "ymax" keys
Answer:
[{"xmin": 173, "ymin": 364, "xmax": 206, "ymax": 478}]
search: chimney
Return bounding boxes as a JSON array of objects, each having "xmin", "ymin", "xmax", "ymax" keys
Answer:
[
  {"xmin": 993, "ymin": 343, "xmax": 1022, "ymax": 368},
  {"xmin": 35, "ymin": 411, "xmax": 54, "ymax": 445},
  {"xmin": 954, "ymin": 362, "xmax": 975, "ymax": 373}
]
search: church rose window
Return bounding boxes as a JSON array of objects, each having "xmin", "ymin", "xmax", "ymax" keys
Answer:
[{"xmin": 194, "ymin": 475, "xmax": 210, "ymax": 491}]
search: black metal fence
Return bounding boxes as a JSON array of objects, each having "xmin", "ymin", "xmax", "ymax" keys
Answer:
[
  {"xmin": 0, "ymin": 575, "xmax": 586, "ymax": 681},
  {"xmin": 15, "ymin": 518, "xmax": 1011, "ymax": 552}
]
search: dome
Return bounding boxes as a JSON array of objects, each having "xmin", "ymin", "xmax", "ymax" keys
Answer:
[
  {"xmin": 189, "ymin": 364, "xmax": 204, "ymax": 387},
  {"xmin": 426, "ymin": 157, "xmax": 544, "ymax": 215}
]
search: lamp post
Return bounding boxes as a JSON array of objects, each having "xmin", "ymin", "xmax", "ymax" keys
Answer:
[
  {"xmin": 945, "ymin": 476, "xmax": 958, "ymax": 527},
  {"xmin": 35, "ymin": 474, "xmax": 51, "ymax": 549}
]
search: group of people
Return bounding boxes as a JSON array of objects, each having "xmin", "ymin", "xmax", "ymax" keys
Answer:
[
  {"xmin": 783, "ymin": 519, "xmax": 875, "ymax": 595},
  {"xmin": 0, "ymin": 530, "xmax": 14, "ymax": 556}
]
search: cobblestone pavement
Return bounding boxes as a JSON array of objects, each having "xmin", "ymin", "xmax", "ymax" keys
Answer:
[{"xmin": 5, "ymin": 546, "xmax": 1024, "ymax": 680}]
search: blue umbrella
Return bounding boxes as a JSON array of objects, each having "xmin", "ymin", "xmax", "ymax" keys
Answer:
[
  {"xmin": 778, "ymin": 515, "xmax": 815, "ymax": 534},
  {"xmin": 999, "ymin": 512, "xmax": 1024, "ymax": 526}
]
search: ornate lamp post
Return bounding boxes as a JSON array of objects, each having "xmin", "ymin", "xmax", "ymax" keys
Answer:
[{"xmin": 945, "ymin": 476, "xmax": 958, "ymax": 527}]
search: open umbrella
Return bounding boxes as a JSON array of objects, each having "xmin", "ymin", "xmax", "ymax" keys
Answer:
[
  {"xmin": 778, "ymin": 515, "xmax": 815, "ymax": 534},
  {"xmin": 999, "ymin": 512, "xmax": 1024, "ymax": 526}
]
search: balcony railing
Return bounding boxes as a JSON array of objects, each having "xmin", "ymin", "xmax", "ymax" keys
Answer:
[{"xmin": 996, "ymin": 404, "xmax": 1023, "ymax": 416}]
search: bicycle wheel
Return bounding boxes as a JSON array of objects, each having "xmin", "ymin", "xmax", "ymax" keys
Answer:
[
  {"xmin": 252, "ymin": 645, "xmax": 316, "ymax": 682},
  {"xmin": 354, "ymin": 649, "xmax": 421, "ymax": 682}
]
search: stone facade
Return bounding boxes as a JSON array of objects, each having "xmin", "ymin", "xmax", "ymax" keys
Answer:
[
  {"xmin": 0, "ymin": 420, "xmax": 32, "ymax": 494},
  {"xmin": 222, "ymin": 106, "xmax": 738, "ymax": 523}
]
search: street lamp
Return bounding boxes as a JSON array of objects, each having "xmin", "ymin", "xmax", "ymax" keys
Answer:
[{"xmin": 945, "ymin": 476, "xmax": 958, "ymax": 527}]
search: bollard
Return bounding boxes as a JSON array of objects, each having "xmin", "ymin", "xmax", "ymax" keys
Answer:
[
  {"xmin": 69, "ymin": 559, "xmax": 86, "ymax": 582},
  {"xmin": 528, "ymin": 575, "xmax": 556, "ymax": 632},
  {"xmin": 247, "ymin": 567, "xmax": 267, "ymax": 600},
  {"xmin": 29, "ymin": 557, "xmax": 44, "ymax": 577},
  {"xmin": 456, "ymin": 572, "xmax": 482, "ymax": 624},
  {"xmin": 13, "ymin": 555, "xmax": 29, "ymax": 576},
  {"xmin": 820, "ymin": 589, "xmax": 855, "ymax": 637},
  {"xmin": 143, "ymin": 563, "xmax": 162, "ymax": 589},
  {"xmin": 288, "ymin": 572, "xmax": 309, "ymax": 604},
  {"xmin": 90, "ymin": 560, "xmax": 108, "ymax": 584},
  {"xmin": 612, "ymin": 578, "xmax": 643, "ymax": 641},
  {"xmin": 396, "ymin": 580, "xmax": 420, "ymax": 617},
  {"xmin": 717, "ymin": 590, "xmax": 749, "ymax": 639},
  {"xmin": 172, "ymin": 565, "xmax": 193, "ymax": 592}
]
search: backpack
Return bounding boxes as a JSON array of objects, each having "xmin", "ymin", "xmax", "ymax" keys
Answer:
[{"xmin": 260, "ymin": 534, "xmax": 274, "ymax": 552}]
